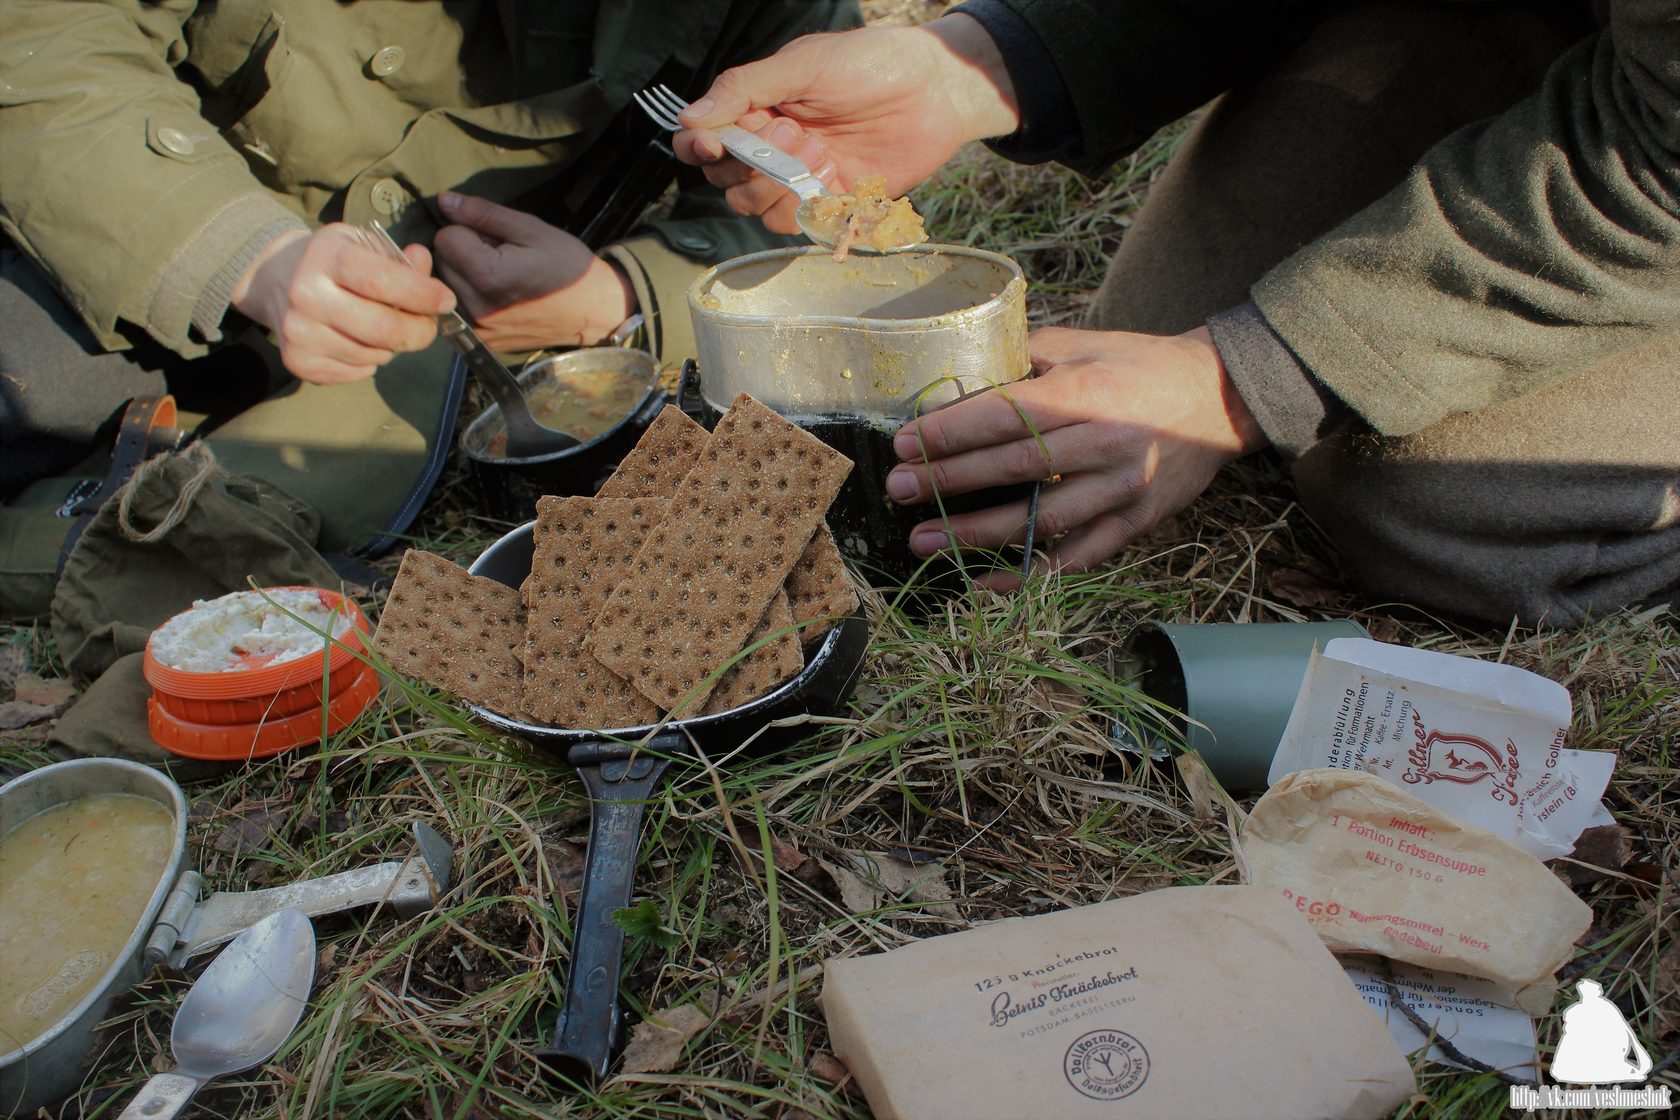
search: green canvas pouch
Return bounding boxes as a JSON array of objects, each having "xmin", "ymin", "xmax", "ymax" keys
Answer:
[
  {"xmin": 51, "ymin": 442, "xmax": 343, "ymax": 682},
  {"xmin": 46, "ymin": 652, "xmax": 236, "ymax": 784}
]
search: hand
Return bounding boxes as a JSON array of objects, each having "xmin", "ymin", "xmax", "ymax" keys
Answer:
[
  {"xmin": 672, "ymin": 14, "xmax": 1019, "ymax": 235},
  {"xmin": 886, "ymin": 327, "xmax": 1270, "ymax": 590},
  {"xmin": 230, "ymin": 225, "xmax": 453, "ymax": 384},
  {"xmin": 431, "ymin": 192, "xmax": 636, "ymax": 353}
]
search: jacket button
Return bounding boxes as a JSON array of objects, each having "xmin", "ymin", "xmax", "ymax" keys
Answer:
[
  {"xmin": 370, "ymin": 179, "xmax": 408, "ymax": 216},
  {"xmin": 369, "ymin": 46, "xmax": 406, "ymax": 78},
  {"xmin": 674, "ymin": 233, "xmax": 715, "ymax": 253},
  {"xmin": 157, "ymin": 127, "xmax": 195, "ymax": 156}
]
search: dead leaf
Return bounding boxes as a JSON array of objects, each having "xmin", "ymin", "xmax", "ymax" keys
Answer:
[
  {"xmin": 0, "ymin": 646, "xmax": 27, "ymax": 690},
  {"xmin": 818, "ymin": 857, "xmax": 881, "ymax": 913},
  {"xmin": 212, "ymin": 798, "xmax": 292, "ymax": 854},
  {"xmin": 1560, "ymin": 823, "xmax": 1631, "ymax": 888},
  {"xmin": 543, "ymin": 839, "xmax": 588, "ymax": 901},
  {"xmin": 770, "ymin": 836, "xmax": 807, "ymax": 873},
  {"xmin": 1175, "ymin": 751, "xmax": 1222, "ymax": 822},
  {"xmin": 13, "ymin": 672, "xmax": 75, "ymax": 712},
  {"xmin": 618, "ymin": 1003, "xmax": 711, "ymax": 1074},
  {"xmin": 858, "ymin": 852, "xmax": 953, "ymax": 905},
  {"xmin": 807, "ymin": 1052, "xmax": 850, "ymax": 1086},
  {"xmin": 0, "ymin": 701, "xmax": 57, "ymax": 730},
  {"xmin": 1268, "ymin": 566, "xmax": 1341, "ymax": 610}
]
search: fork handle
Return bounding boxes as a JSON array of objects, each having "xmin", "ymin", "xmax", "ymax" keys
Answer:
[{"xmin": 714, "ymin": 125, "xmax": 828, "ymax": 201}]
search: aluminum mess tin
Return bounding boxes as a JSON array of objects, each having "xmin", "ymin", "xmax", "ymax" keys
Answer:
[
  {"xmin": 0, "ymin": 758, "xmax": 187, "ymax": 1114},
  {"xmin": 459, "ymin": 348, "xmax": 667, "ymax": 523},
  {"xmin": 0, "ymin": 758, "xmax": 453, "ymax": 1114},
  {"xmin": 688, "ymin": 244, "xmax": 1029, "ymax": 418}
]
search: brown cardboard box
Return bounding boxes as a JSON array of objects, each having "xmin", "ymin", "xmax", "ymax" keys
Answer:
[{"xmin": 820, "ymin": 885, "xmax": 1414, "ymax": 1120}]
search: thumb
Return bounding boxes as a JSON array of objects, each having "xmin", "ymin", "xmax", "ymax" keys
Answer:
[
  {"xmin": 437, "ymin": 191, "xmax": 545, "ymax": 245},
  {"xmin": 678, "ymin": 51, "xmax": 811, "ymax": 128}
]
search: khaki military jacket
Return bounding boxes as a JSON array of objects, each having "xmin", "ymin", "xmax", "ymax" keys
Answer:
[{"xmin": 0, "ymin": 0, "xmax": 860, "ymax": 364}]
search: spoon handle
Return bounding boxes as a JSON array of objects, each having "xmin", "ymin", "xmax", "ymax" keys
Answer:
[{"xmin": 115, "ymin": 1071, "xmax": 200, "ymax": 1120}]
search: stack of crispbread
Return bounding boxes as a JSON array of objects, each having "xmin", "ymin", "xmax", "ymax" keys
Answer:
[{"xmin": 374, "ymin": 396, "xmax": 858, "ymax": 726}]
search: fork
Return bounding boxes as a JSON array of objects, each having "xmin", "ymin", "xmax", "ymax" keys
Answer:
[
  {"xmin": 633, "ymin": 83, "xmax": 830, "ymax": 206},
  {"xmin": 351, "ymin": 222, "xmax": 578, "ymax": 459}
]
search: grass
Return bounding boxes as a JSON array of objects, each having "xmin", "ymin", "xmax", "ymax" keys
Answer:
[{"xmin": 3, "ymin": 2, "xmax": 1677, "ymax": 1116}]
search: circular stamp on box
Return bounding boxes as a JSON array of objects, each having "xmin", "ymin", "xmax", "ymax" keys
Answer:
[{"xmin": 1063, "ymin": 1029, "xmax": 1149, "ymax": 1101}]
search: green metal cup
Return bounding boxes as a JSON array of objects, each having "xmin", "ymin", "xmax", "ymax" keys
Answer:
[{"xmin": 1118, "ymin": 620, "xmax": 1370, "ymax": 792}]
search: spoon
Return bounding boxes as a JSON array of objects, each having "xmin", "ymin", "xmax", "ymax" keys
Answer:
[
  {"xmin": 116, "ymin": 909, "xmax": 316, "ymax": 1120},
  {"xmin": 358, "ymin": 223, "xmax": 581, "ymax": 460}
]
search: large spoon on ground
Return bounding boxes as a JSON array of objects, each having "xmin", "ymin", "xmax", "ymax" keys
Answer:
[{"xmin": 115, "ymin": 908, "xmax": 316, "ymax": 1120}]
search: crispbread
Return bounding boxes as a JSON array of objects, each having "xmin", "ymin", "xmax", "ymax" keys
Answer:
[
  {"xmin": 595, "ymin": 405, "xmax": 710, "ymax": 500},
  {"xmin": 704, "ymin": 590, "xmax": 804, "ymax": 715},
  {"xmin": 785, "ymin": 525, "xmax": 857, "ymax": 639},
  {"xmin": 373, "ymin": 549, "xmax": 525, "ymax": 716},
  {"xmin": 588, "ymin": 394, "xmax": 853, "ymax": 713},
  {"xmin": 523, "ymin": 496, "xmax": 665, "ymax": 728}
]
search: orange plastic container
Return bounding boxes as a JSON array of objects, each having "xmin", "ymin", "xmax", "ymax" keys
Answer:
[{"xmin": 142, "ymin": 587, "xmax": 378, "ymax": 760}]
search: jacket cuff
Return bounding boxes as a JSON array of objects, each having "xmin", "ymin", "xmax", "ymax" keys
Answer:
[
  {"xmin": 1207, "ymin": 301, "xmax": 1350, "ymax": 460},
  {"xmin": 951, "ymin": 0, "xmax": 1082, "ymax": 165},
  {"xmin": 126, "ymin": 192, "xmax": 307, "ymax": 354}
]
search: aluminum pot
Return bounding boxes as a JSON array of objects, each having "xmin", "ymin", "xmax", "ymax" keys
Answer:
[
  {"xmin": 459, "ymin": 348, "xmax": 666, "ymax": 523},
  {"xmin": 0, "ymin": 759, "xmax": 452, "ymax": 1114},
  {"xmin": 689, "ymin": 246, "xmax": 1034, "ymax": 584}
]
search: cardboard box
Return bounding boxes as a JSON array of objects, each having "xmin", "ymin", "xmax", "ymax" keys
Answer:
[{"xmin": 821, "ymin": 885, "xmax": 1414, "ymax": 1120}]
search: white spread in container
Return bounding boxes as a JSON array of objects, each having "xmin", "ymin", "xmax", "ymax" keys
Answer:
[{"xmin": 150, "ymin": 588, "xmax": 354, "ymax": 673}]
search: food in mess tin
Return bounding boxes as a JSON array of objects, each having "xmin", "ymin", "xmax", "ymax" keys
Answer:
[
  {"xmin": 0, "ymin": 794, "xmax": 174, "ymax": 1054},
  {"xmin": 372, "ymin": 400, "xmax": 858, "ymax": 726},
  {"xmin": 149, "ymin": 588, "xmax": 355, "ymax": 673},
  {"xmin": 800, "ymin": 173, "xmax": 928, "ymax": 262},
  {"xmin": 484, "ymin": 363, "xmax": 652, "ymax": 459}
]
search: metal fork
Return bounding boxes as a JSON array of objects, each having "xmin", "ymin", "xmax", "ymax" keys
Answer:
[
  {"xmin": 351, "ymin": 222, "xmax": 577, "ymax": 459},
  {"xmin": 633, "ymin": 83, "xmax": 830, "ymax": 206}
]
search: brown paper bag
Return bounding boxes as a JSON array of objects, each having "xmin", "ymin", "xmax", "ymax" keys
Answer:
[{"xmin": 820, "ymin": 885, "xmax": 1415, "ymax": 1120}]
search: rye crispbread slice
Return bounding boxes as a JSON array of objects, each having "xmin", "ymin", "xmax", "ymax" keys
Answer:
[
  {"xmin": 596, "ymin": 405, "xmax": 710, "ymax": 500},
  {"xmin": 785, "ymin": 525, "xmax": 857, "ymax": 639},
  {"xmin": 704, "ymin": 590, "xmax": 804, "ymax": 715},
  {"xmin": 588, "ymin": 394, "xmax": 852, "ymax": 714},
  {"xmin": 373, "ymin": 549, "xmax": 525, "ymax": 717},
  {"xmin": 522, "ymin": 496, "xmax": 665, "ymax": 728}
]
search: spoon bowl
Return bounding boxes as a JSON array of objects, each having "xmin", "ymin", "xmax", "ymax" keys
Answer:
[{"xmin": 116, "ymin": 909, "xmax": 315, "ymax": 1120}]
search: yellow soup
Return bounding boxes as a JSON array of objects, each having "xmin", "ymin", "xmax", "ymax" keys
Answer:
[{"xmin": 0, "ymin": 794, "xmax": 174, "ymax": 1054}]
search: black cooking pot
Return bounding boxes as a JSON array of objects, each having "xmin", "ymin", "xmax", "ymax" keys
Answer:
[
  {"xmin": 459, "ymin": 349, "xmax": 667, "ymax": 523},
  {"xmin": 468, "ymin": 522, "xmax": 870, "ymax": 1084}
]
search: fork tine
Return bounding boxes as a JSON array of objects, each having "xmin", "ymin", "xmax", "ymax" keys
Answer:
[
  {"xmin": 632, "ymin": 89, "xmax": 680, "ymax": 131},
  {"xmin": 648, "ymin": 84, "xmax": 689, "ymax": 119}
]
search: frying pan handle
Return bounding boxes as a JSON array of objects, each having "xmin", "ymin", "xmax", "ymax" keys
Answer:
[{"xmin": 540, "ymin": 736, "xmax": 680, "ymax": 1084}]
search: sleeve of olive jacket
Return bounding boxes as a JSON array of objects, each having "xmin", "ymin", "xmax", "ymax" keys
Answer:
[
  {"xmin": 602, "ymin": 0, "xmax": 864, "ymax": 366},
  {"xmin": 1252, "ymin": 4, "xmax": 1680, "ymax": 435},
  {"xmin": 0, "ymin": 0, "xmax": 307, "ymax": 356}
]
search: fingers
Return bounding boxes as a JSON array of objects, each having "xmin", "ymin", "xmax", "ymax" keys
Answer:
[
  {"xmin": 894, "ymin": 378, "xmax": 1074, "ymax": 464},
  {"xmin": 676, "ymin": 46, "xmax": 819, "ymax": 130},
  {"xmin": 436, "ymin": 191, "xmax": 546, "ymax": 245}
]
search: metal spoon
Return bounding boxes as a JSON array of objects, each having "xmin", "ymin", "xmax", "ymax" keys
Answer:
[
  {"xmin": 116, "ymin": 909, "xmax": 316, "ymax": 1120},
  {"xmin": 356, "ymin": 223, "xmax": 582, "ymax": 460}
]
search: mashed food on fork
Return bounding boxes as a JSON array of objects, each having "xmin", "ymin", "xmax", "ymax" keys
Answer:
[{"xmin": 801, "ymin": 174, "xmax": 927, "ymax": 261}]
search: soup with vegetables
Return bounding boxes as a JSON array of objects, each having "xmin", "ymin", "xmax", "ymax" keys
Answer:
[{"xmin": 0, "ymin": 794, "xmax": 174, "ymax": 1053}]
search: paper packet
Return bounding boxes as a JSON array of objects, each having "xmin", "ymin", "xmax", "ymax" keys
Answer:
[
  {"xmin": 1268, "ymin": 638, "xmax": 1613, "ymax": 858},
  {"xmin": 820, "ymin": 885, "xmax": 1415, "ymax": 1120},
  {"xmin": 1342, "ymin": 956, "xmax": 1538, "ymax": 1079},
  {"xmin": 1240, "ymin": 769, "xmax": 1590, "ymax": 1005}
]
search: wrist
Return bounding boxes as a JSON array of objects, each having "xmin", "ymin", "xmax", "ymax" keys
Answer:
[
  {"xmin": 587, "ymin": 256, "xmax": 640, "ymax": 346},
  {"xmin": 922, "ymin": 13, "xmax": 1020, "ymax": 141},
  {"xmin": 1182, "ymin": 325, "xmax": 1268, "ymax": 456},
  {"xmin": 229, "ymin": 227, "xmax": 310, "ymax": 328}
]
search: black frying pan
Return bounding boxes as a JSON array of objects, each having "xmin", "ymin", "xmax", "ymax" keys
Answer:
[{"xmin": 468, "ymin": 523, "xmax": 870, "ymax": 1084}]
